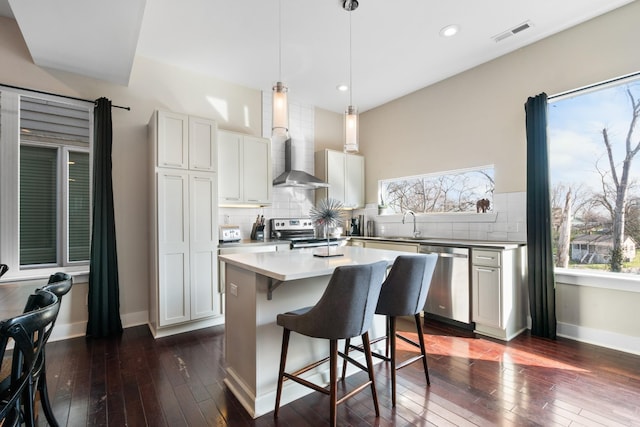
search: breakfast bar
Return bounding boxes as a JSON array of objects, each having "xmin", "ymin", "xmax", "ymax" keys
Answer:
[{"xmin": 218, "ymin": 246, "xmax": 402, "ymax": 418}]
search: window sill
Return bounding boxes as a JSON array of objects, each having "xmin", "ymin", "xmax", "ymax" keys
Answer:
[
  {"xmin": 375, "ymin": 212, "xmax": 498, "ymax": 223},
  {"xmin": 0, "ymin": 266, "xmax": 89, "ymax": 285},
  {"xmin": 555, "ymin": 268, "xmax": 640, "ymax": 293}
]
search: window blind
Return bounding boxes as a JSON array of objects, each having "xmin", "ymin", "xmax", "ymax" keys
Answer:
[
  {"xmin": 20, "ymin": 96, "xmax": 90, "ymax": 145},
  {"xmin": 68, "ymin": 151, "xmax": 90, "ymax": 262},
  {"xmin": 20, "ymin": 145, "xmax": 57, "ymax": 265}
]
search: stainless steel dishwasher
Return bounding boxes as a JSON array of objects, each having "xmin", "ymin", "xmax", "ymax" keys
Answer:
[{"xmin": 419, "ymin": 245, "xmax": 472, "ymax": 328}]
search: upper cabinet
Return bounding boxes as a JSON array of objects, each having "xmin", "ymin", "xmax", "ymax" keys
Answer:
[
  {"xmin": 153, "ymin": 110, "xmax": 217, "ymax": 171},
  {"xmin": 218, "ymin": 130, "xmax": 272, "ymax": 206},
  {"xmin": 315, "ymin": 149, "xmax": 364, "ymax": 209}
]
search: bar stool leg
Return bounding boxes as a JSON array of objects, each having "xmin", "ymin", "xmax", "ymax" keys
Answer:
[
  {"xmin": 340, "ymin": 338, "xmax": 350, "ymax": 381},
  {"xmin": 39, "ymin": 366, "xmax": 60, "ymax": 427},
  {"xmin": 389, "ymin": 316, "xmax": 398, "ymax": 407},
  {"xmin": 415, "ymin": 314, "xmax": 430, "ymax": 386},
  {"xmin": 329, "ymin": 339, "xmax": 338, "ymax": 427},
  {"xmin": 274, "ymin": 328, "xmax": 290, "ymax": 418},
  {"xmin": 361, "ymin": 331, "xmax": 380, "ymax": 416}
]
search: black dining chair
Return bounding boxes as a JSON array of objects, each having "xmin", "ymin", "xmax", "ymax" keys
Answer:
[
  {"xmin": 26, "ymin": 273, "xmax": 73, "ymax": 427},
  {"xmin": 273, "ymin": 261, "xmax": 388, "ymax": 427},
  {"xmin": 342, "ymin": 254, "xmax": 438, "ymax": 406},
  {"xmin": 0, "ymin": 289, "xmax": 60, "ymax": 427}
]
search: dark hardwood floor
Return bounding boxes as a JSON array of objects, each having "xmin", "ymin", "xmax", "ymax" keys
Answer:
[{"xmin": 37, "ymin": 319, "xmax": 640, "ymax": 426}]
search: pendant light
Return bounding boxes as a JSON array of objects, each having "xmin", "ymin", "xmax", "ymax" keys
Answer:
[
  {"xmin": 272, "ymin": 0, "xmax": 289, "ymax": 137},
  {"xmin": 343, "ymin": 0, "xmax": 359, "ymax": 153}
]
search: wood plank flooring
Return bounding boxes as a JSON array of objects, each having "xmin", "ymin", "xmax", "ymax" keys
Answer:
[{"xmin": 36, "ymin": 320, "xmax": 640, "ymax": 426}]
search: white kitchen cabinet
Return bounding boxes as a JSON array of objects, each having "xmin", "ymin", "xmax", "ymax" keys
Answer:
[
  {"xmin": 149, "ymin": 110, "xmax": 223, "ymax": 338},
  {"xmin": 315, "ymin": 149, "xmax": 364, "ymax": 209},
  {"xmin": 472, "ymin": 247, "xmax": 527, "ymax": 341},
  {"xmin": 154, "ymin": 110, "xmax": 217, "ymax": 172},
  {"xmin": 218, "ymin": 130, "xmax": 272, "ymax": 206}
]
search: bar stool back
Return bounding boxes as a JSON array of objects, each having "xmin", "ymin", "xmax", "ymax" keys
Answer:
[{"xmin": 274, "ymin": 260, "xmax": 388, "ymax": 427}]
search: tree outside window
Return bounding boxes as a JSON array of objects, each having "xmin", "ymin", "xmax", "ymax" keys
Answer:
[
  {"xmin": 549, "ymin": 76, "xmax": 640, "ymax": 274},
  {"xmin": 379, "ymin": 166, "xmax": 495, "ymax": 214}
]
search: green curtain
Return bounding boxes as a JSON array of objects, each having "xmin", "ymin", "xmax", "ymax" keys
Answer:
[
  {"xmin": 525, "ymin": 93, "xmax": 557, "ymax": 339},
  {"xmin": 86, "ymin": 97, "xmax": 123, "ymax": 337}
]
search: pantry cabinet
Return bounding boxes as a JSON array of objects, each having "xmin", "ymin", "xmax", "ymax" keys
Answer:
[
  {"xmin": 471, "ymin": 247, "xmax": 527, "ymax": 341},
  {"xmin": 149, "ymin": 110, "xmax": 223, "ymax": 338},
  {"xmin": 218, "ymin": 130, "xmax": 272, "ymax": 206},
  {"xmin": 315, "ymin": 149, "xmax": 364, "ymax": 208}
]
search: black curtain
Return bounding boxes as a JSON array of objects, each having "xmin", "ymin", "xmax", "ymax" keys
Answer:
[
  {"xmin": 86, "ymin": 97, "xmax": 123, "ymax": 338},
  {"xmin": 525, "ymin": 93, "xmax": 557, "ymax": 339}
]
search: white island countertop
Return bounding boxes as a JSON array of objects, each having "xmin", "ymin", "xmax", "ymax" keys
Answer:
[{"xmin": 218, "ymin": 245, "xmax": 403, "ymax": 282}]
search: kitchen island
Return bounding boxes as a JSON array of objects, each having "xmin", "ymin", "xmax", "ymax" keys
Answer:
[{"xmin": 218, "ymin": 246, "xmax": 403, "ymax": 418}]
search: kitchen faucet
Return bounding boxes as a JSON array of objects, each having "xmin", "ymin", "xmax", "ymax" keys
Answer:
[{"xmin": 402, "ymin": 210, "xmax": 421, "ymax": 238}]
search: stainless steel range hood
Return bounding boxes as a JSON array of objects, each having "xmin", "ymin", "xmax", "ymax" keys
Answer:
[{"xmin": 273, "ymin": 139, "xmax": 329, "ymax": 189}]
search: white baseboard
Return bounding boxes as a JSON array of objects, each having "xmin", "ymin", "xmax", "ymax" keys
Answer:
[
  {"xmin": 47, "ymin": 310, "xmax": 150, "ymax": 343},
  {"xmin": 557, "ymin": 321, "xmax": 640, "ymax": 356}
]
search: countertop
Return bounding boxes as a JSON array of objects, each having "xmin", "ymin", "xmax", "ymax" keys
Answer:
[
  {"xmin": 218, "ymin": 245, "xmax": 401, "ymax": 282},
  {"xmin": 348, "ymin": 236, "xmax": 526, "ymax": 250}
]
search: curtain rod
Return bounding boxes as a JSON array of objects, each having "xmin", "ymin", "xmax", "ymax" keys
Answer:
[
  {"xmin": 0, "ymin": 83, "xmax": 131, "ymax": 110},
  {"xmin": 548, "ymin": 71, "xmax": 640, "ymax": 101}
]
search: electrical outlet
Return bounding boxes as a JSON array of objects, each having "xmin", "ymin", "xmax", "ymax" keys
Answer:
[{"xmin": 230, "ymin": 283, "xmax": 238, "ymax": 296}]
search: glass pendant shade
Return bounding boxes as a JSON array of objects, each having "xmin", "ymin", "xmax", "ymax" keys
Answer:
[
  {"xmin": 272, "ymin": 81, "xmax": 289, "ymax": 137},
  {"xmin": 343, "ymin": 105, "xmax": 359, "ymax": 153}
]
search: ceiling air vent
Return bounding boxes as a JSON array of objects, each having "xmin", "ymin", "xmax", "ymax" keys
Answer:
[{"xmin": 492, "ymin": 20, "xmax": 533, "ymax": 43}]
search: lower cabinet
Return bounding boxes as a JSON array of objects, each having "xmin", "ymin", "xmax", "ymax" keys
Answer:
[{"xmin": 471, "ymin": 247, "xmax": 527, "ymax": 341}]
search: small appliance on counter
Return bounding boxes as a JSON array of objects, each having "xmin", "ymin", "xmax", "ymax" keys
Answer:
[
  {"xmin": 349, "ymin": 214, "xmax": 364, "ymax": 236},
  {"xmin": 250, "ymin": 215, "xmax": 265, "ymax": 241},
  {"xmin": 219, "ymin": 225, "xmax": 241, "ymax": 243}
]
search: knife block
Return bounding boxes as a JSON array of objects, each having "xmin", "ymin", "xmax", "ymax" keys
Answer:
[{"xmin": 251, "ymin": 224, "xmax": 265, "ymax": 241}]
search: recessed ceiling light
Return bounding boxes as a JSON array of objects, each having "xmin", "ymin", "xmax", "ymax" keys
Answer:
[
  {"xmin": 440, "ymin": 24, "xmax": 459, "ymax": 37},
  {"xmin": 337, "ymin": 84, "xmax": 349, "ymax": 92}
]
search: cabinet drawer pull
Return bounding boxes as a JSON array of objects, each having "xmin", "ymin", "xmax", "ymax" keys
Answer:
[
  {"xmin": 225, "ymin": 197, "xmax": 240, "ymax": 201},
  {"xmin": 476, "ymin": 267, "xmax": 495, "ymax": 272},
  {"xmin": 476, "ymin": 255, "xmax": 495, "ymax": 260}
]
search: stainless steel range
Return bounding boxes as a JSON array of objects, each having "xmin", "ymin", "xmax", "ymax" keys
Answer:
[{"xmin": 270, "ymin": 218, "xmax": 342, "ymax": 249}]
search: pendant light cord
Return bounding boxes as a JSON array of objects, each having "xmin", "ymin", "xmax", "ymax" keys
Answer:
[
  {"xmin": 349, "ymin": 11, "xmax": 353, "ymax": 106},
  {"xmin": 278, "ymin": 0, "xmax": 282, "ymax": 81}
]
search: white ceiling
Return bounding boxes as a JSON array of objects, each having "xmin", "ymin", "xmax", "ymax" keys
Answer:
[{"xmin": 1, "ymin": 0, "xmax": 635, "ymax": 113}]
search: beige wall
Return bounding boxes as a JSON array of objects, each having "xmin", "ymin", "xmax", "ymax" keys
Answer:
[
  {"xmin": 359, "ymin": 1, "xmax": 640, "ymax": 204},
  {"xmin": 314, "ymin": 107, "xmax": 343, "ymax": 152}
]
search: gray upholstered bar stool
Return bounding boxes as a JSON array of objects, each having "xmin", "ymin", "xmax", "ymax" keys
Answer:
[
  {"xmin": 343, "ymin": 254, "xmax": 438, "ymax": 406},
  {"xmin": 274, "ymin": 261, "xmax": 388, "ymax": 427}
]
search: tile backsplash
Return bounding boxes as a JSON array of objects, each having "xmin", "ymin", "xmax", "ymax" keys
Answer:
[{"xmin": 355, "ymin": 191, "xmax": 527, "ymax": 242}]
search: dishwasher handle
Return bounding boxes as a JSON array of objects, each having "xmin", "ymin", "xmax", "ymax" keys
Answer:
[{"xmin": 419, "ymin": 246, "xmax": 469, "ymax": 259}]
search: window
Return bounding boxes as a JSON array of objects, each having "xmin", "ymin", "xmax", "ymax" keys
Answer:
[
  {"xmin": 548, "ymin": 74, "xmax": 640, "ymax": 275},
  {"xmin": 379, "ymin": 166, "xmax": 495, "ymax": 214},
  {"xmin": 0, "ymin": 89, "xmax": 92, "ymax": 277}
]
